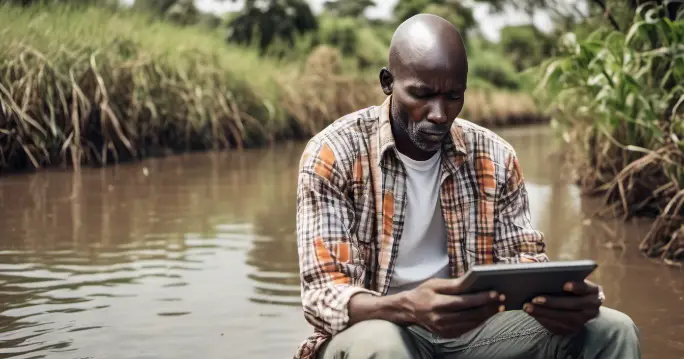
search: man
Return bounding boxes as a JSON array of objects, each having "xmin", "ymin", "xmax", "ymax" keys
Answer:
[{"xmin": 294, "ymin": 13, "xmax": 640, "ymax": 359}]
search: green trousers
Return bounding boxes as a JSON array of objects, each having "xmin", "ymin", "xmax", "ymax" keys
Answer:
[{"xmin": 318, "ymin": 307, "xmax": 641, "ymax": 359}]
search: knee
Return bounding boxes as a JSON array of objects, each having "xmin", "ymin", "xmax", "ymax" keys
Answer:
[
  {"xmin": 322, "ymin": 320, "xmax": 414, "ymax": 359},
  {"xmin": 587, "ymin": 307, "xmax": 640, "ymax": 343}
]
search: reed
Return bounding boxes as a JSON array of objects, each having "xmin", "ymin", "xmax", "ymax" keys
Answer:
[
  {"xmin": 0, "ymin": 4, "xmax": 545, "ymax": 173},
  {"xmin": 538, "ymin": 2, "xmax": 684, "ymax": 264}
]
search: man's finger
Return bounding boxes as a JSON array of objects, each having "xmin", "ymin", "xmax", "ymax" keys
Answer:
[
  {"xmin": 562, "ymin": 280, "xmax": 599, "ymax": 296},
  {"xmin": 433, "ymin": 291, "xmax": 501, "ymax": 311},
  {"xmin": 432, "ymin": 277, "xmax": 470, "ymax": 295},
  {"xmin": 525, "ymin": 304, "xmax": 580, "ymax": 335},
  {"xmin": 530, "ymin": 293, "xmax": 600, "ymax": 311}
]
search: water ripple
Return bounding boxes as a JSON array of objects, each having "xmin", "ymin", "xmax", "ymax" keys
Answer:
[{"xmin": 0, "ymin": 137, "xmax": 681, "ymax": 359}]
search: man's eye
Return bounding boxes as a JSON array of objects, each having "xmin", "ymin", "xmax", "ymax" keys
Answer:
[
  {"xmin": 411, "ymin": 91, "xmax": 430, "ymax": 99},
  {"xmin": 448, "ymin": 93, "xmax": 462, "ymax": 100}
]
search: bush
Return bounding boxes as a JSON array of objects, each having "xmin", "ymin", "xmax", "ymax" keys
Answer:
[
  {"xmin": 317, "ymin": 16, "xmax": 359, "ymax": 56},
  {"xmin": 469, "ymin": 57, "xmax": 520, "ymax": 90},
  {"xmin": 315, "ymin": 16, "xmax": 388, "ymax": 71},
  {"xmin": 537, "ymin": 2, "xmax": 684, "ymax": 264},
  {"xmin": 0, "ymin": 5, "xmax": 376, "ymax": 171}
]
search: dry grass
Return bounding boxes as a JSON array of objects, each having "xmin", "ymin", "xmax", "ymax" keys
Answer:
[
  {"xmin": 537, "ymin": 2, "xmax": 684, "ymax": 264},
  {"xmin": 0, "ymin": 4, "xmax": 546, "ymax": 173},
  {"xmin": 461, "ymin": 90, "xmax": 545, "ymax": 127},
  {"xmin": 557, "ymin": 122, "xmax": 683, "ymax": 265}
]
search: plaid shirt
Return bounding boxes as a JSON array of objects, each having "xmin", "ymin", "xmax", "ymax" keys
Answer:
[{"xmin": 294, "ymin": 96, "xmax": 548, "ymax": 359}]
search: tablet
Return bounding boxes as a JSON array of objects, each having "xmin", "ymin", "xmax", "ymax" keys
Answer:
[{"xmin": 459, "ymin": 260, "xmax": 598, "ymax": 310}]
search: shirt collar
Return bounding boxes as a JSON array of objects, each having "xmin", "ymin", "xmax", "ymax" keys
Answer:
[{"xmin": 376, "ymin": 95, "xmax": 468, "ymax": 169}]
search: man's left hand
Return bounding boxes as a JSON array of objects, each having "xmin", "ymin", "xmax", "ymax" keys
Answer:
[{"xmin": 523, "ymin": 280, "xmax": 603, "ymax": 335}]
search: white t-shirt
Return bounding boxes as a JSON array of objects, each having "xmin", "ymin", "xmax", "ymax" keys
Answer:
[{"xmin": 386, "ymin": 150, "xmax": 450, "ymax": 295}]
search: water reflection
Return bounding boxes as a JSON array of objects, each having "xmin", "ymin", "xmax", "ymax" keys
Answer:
[
  {"xmin": 0, "ymin": 125, "xmax": 682, "ymax": 359},
  {"xmin": 0, "ymin": 142, "xmax": 310, "ymax": 358}
]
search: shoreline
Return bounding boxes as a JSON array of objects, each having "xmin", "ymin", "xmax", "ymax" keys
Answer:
[{"xmin": 0, "ymin": 114, "xmax": 550, "ymax": 175}]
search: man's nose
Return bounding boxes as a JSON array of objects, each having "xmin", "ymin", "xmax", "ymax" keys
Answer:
[{"xmin": 426, "ymin": 98, "xmax": 447, "ymax": 124}]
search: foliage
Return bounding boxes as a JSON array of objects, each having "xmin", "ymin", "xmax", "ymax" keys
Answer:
[
  {"xmin": 133, "ymin": 0, "xmax": 179, "ymax": 16},
  {"xmin": 320, "ymin": 17, "xmax": 389, "ymax": 69},
  {"xmin": 225, "ymin": 0, "xmax": 318, "ymax": 53},
  {"xmin": 499, "ymin": 25, "xmax": 555, "ymax": 71},
  {"xmin": 393, "ymin": 0, "xmax": 476, "ymax": 40},
  {"xmin": 164, "ymin": 0, "xmax": 200, "ymax": 25},
  {"xmin": 353, "ymin": 25, "xmax": 390, "ymax": 70},
  {"xmin": 422, "ymin": 2, "xmax": 476, "ymax": 39},
  {"xmin": 133, "ymin": 0, "xmax": 226, "ymax": 27},
  {"xmin": 0, "ymin": 4, "xmax": 545, "ymax": 173},
  {"xmin": 318, "ymin": 16, "xmax": 359, "ymax": 56},
  {"xmin": 537, "ymin": 1, "xmax": 684, "ymax": 263},
  {"xmin": 467, "ymin": 38, "xmax": 522, "ymax": 90},
  {"xmin": 393, "ymin": 0, "xmax": 434, "ymax": 22},
  {"xmin": 479, "ymin": 0, "xmax": 683, "ymax": 33},
  {"xmin": 323, "ymin": 0, "xmax": 375, "ymax": 18},
  {"xmin": 197, "ymin": 12, "xmax": 224, "ymax": 29}
]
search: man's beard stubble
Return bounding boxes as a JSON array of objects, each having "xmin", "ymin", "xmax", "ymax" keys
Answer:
[{"xmin": 391, "ymin": 102, "xmax": 443, "ymax": 154}]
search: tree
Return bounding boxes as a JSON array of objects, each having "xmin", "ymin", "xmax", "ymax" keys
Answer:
[
  {"xmin": 422, "ymin": 2, "xmax": 476, "ymax": 39},
  {"xmin": 392, "ymin": 0, "xmax": 476, "ymax": 40},
  {"xmin": 393, "ymin": 0, "xmax": 430, "ymax": 21},
  {"xmin": 164, "ymin": 0, "xmax": 200, "ymax": 26},
  {"xmin": 322, "ymin": 0, "xmax": 375, "ymax": 18},
  {"xmin": 499, "ymin": 24, "xmax": 554, "ymax": 71},
  {"xmin": 226, "ymin": 0, "xmax": 317, "ymax": 53},
  {"xmin": 474, "ymin": 0, "xmax": 683, "ymax": 33},
  {"xmin": 133, "ymin": 0, "xmax": 201, "ymax": 26}
]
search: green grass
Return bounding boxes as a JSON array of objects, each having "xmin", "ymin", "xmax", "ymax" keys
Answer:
[
  {"xmin": 0, "ymin": 4, "xmax": 546, "ymax": 173},
  {"xmin": 537, "ymin": 2, "xmax": 684, "ymax": 264},
  {"xmin": 0, "ymin": 5, "xmax": 288, "ymax": 101}
]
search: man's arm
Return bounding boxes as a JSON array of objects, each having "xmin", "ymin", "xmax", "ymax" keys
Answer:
[
  {"xmin": 297, "ymin": 140, "xmax": 503, "ymax": 338},
  {"xmin": 494, "ymin": 152, "xmax": 548, "ymax": 263},
  {"xmin": 296, "ymin": 140, "xmax": 383, "ymax": 335},
  {"xmin": 495, "ymin": 151, "xmax": 606, "ymax": 334}
]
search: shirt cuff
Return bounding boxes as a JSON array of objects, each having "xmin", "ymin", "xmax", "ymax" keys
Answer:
[
  {"xmin": 520, "ymin": 253, "xmax": 549, "ymax": 263},
  {"xmin": 331, "ymin": 285, "xmax": 382, "ymax": 334}
]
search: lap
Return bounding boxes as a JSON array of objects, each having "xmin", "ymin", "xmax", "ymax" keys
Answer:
[
  {"xmin": 317, "ymin": 307, "xmax": 636, "ymax": 359},
  {"xmin": 317, "ymin": 320, "xmax": 432, "ymax": 359},
  {"xmin": 412, "ymin": 310, "xmax": 567, "ymax": 359},
  {"xmin": 432, "ymin": 307, "xmax": 635, "ymax": 359}
]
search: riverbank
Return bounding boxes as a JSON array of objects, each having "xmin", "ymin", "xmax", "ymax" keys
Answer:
[
  {"xmin": 0, "ymin": 5, "xmax": 547, "ymax": 173},
  {"xmin": 537, "ymin": 3, "xmax": 683, "ymax": 265}
]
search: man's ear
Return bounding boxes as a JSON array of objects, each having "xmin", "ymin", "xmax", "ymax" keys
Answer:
[{"xmin": 379, "ymin": 67, "xmax": 393, "ymax": 95}]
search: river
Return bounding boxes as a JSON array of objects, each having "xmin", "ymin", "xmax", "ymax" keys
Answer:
[{"xmin": 0, "ymin": 125, "xmax": 682, "ymax": 359}]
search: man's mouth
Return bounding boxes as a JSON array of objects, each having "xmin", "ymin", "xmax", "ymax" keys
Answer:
[{"xmin": 418, "ymin": 129, "xmax": 447, "ymax": 140}]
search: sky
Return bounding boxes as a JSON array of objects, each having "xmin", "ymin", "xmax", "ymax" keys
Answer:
[{"xmin": 187, "ymin": 0, "xmax": 563, "ymax": 42}]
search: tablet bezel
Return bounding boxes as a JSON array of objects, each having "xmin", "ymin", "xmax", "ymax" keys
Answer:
[{"xmin": 458, "ymin": 260, "xmax": 598, "ymax": 310}]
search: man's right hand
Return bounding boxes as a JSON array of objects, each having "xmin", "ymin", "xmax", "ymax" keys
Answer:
[{"xmin": 402, "ymin": 277, "xmax": 505, "ymax": 338}]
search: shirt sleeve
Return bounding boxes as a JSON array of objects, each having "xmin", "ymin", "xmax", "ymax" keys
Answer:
[
  {"xmin": 296, "ymin": 140, "xmax": 380, "ymax": 336},
  {"xmin": 494, "ymin": 151, "xmax": 549, "ymax": 263}
]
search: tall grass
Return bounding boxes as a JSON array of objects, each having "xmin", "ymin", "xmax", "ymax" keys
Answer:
[
  {"xmin": 0, "ymin": 4, "xmax": 545, "ymax": 173},
  {"xmin": 538, "ymin": 2, "xmax": 684, "ymax": 264}
]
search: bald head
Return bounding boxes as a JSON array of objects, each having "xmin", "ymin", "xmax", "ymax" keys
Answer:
[
  {"xmin": 379, "ymin": 14, "xmax": 469, "ymax": 160},
  {"xmin": 388, "ymin": 14, "xmax": 468, "ymax": 78}
]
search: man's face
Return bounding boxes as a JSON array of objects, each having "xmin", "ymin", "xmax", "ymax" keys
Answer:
[{"xmin": 381, "ymin": 59, "xmax": 467, "ymax": 153}]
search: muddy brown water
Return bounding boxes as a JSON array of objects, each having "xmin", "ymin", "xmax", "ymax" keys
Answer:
[{"xmin": 0, "ymin": 125, "xmax": 682, "ymax": 359}]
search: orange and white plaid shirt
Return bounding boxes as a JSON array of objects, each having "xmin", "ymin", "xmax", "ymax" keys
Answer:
[{"xmin": 294, "ymin": 96, "xmax": 548, "ymax": 359}]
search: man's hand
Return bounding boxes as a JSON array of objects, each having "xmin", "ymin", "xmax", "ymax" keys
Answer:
[
  {"xmin": 523, "ymin": 280, "xmax": 603, "ymax": 335},
  {"xmin": 403, "ymin": 277, "xmax": 505, "ymax": 338}
]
